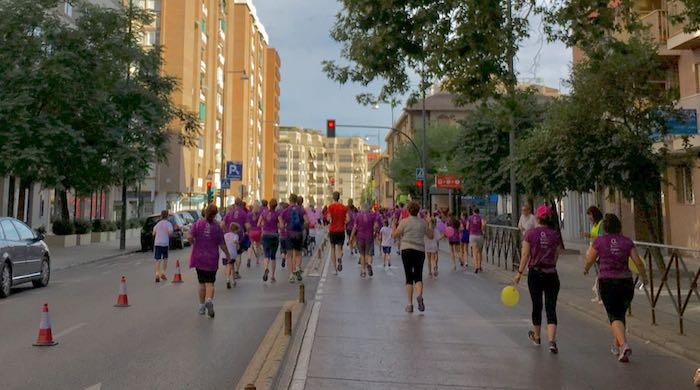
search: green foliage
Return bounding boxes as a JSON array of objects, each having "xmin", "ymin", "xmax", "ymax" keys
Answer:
[
  {"xmin": 457, "ymin": 88, "xmax": 549, "ymax": 195},
  {"xmin": 52, "ymin": 219, "xmax": 75, "ymax": 236},
  {"xmin": 73, "ymin": 219, "xmax": 92, "ymax": 234},
  {"xmin": 669, "ymin": 0, "xmax": 700, "ymax": 33}
]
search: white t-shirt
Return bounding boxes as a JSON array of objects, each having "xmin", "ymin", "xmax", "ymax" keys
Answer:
[
  {"xmin": 380, "ymin": 226, "xmax": 393, "ymax": 247},
  {"xmin": 518, "ymin": 213, "xmax": 537, "ymax": 234},
  {"xmin": 224, "ymin": 232, "xmax": 239, "ymax": 257},
  {"xmin": 153, "ymin": 219, "xmax": 173, "ymax": 247}
]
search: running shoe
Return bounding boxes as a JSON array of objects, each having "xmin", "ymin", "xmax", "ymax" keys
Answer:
[
  {"xmin": 155, "ymin": 277, "xmax": 160, "ymax": 283},
  {"xmin": 246, "ymin": 259, "xmax": 251, "ymax": 268},
  {"xmin": 234, "ymin": 271, "xmax": 241, "ymax": 280},
  {"xmin": 388, "ymin": 262, "xmax": 391, "ymax": 267},
  {"xmin": 528, "ymin": 331, "xmax": 541, "ymax": 346},
  {"xmin": 618, "ymin": 344, "xmax": 631, "ymax": 363},
  {"xmin": 271, "ymin": 276, "xmax": 276, "ymax": 283},
  {"xmin": 281, "ymin": 259, "xmax": 286, "ymax": 268},
  {"xmin": 416, "ymin": 295, "xmax": 425, "ymax": 312},
  {"xmin": 338, "ymin": 258, "xmax": 343, "ymax": 272},
  {"xmin": 405, "ymin": 304, "xmax": 414, "ymax": 313},
  {"xmin": 160, "ymin": 274, "xmax": 167, "ymax": 281},
  {"xmin": 263, "ymin": 269, "xmax": 269, "ymax": 282},
  {"xmin": 296, "ymin": 270, "xmax": 303, "ymax": 282},
  {"xmin": 226, "ymin": 280, "xmax": 232, "ymax": 289},
  {"xmin": 367, "ymin": 264, "xmax": 373, "ymax": 277},
  {"xmin": 289, "ymin": 274, "xmax": 296, "ymax": 283},
  {"xmin": 205, "ymin": 300, "xmax": 215, "ymax": 318},
  {"xmin": 360, "ymin": 271, "xmax": 367, "ymax": 279},
  {"xmin": 610, "ymin": 345, "xmax": 620, "ymax": 356},
  {"xmin": 549, "ymin": 341, "xmax": 558, "ymax": 354},
  {"xmin": 198, "ymin": 305, "xmax": 206, "ymax": 315}
]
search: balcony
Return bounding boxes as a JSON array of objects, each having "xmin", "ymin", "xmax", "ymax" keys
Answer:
[{"xmin": 667, "ymin": 2, "xmax": 700, "ymax": 50}]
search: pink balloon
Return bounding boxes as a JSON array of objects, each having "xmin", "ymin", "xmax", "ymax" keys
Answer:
[
  {"xmin": 436, "ymin": 221, "xmax": 446, "ymax": 233},
  {"xmin": 249, "ymin": 228, "xmax": 262, "ymax": 243},
  {"xmin": 444, "ymin": 226, "xmax": 455, "ymax": 238}
]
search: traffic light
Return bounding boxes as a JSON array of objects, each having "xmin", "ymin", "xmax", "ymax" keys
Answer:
[
  {"xmin": 326, "ymin": 119, "xmax": 336, "ymax": 138},
  {"xmin": 206, "ymin": 181, "xmax": 214, "ymax": 203},
  {"xmin": 416, "ymin": 179, "xmax": 423, "ymax": 188}
]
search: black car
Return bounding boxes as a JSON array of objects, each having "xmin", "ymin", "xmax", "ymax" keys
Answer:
[
  {"xmin": 140, "ymin": 213, "xmax": 187, "ymax": 252},
  {"xmin": 0, "ymin": 217, "xmax": 51, "ymax": 298}
]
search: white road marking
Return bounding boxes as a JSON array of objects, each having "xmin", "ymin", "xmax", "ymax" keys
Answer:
[
  {"xmin": 84, "ymin": 383, "xmax": 101, "ymax": 390},
  {"xmin": 55, "ymin": 322, "xmax": 87, "ymax": 339}
]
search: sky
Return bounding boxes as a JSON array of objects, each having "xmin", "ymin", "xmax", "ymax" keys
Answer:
[{"xmin": 253, "ymin": 0, "xmax": 571, "ymax": 148}]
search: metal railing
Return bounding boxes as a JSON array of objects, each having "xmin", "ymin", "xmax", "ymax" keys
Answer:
[
  {"xmin": 484, "ymin": 224, "xmax": 521, "ymax": 272},
  {"xmin": 634, "ymin": 241, "xmax": 700, "ymax": 335}
]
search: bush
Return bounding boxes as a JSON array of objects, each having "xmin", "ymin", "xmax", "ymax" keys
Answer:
[
  {"xmin": 73, "ymin": 219, "xmax": 92, "ymax": 234},
  {"xmin": 52, "ymin": 220, "xmax": 74, "ymax": 236},
  {"xmin": 92, "ymin": 219, "xmax": 105, "ymax": 232},
  {"xmin": 103, "ymin": 221, "xmax": 117, "ymax": 231},
  {"xmin": 128, "ymin": 218, "xmax": 144, "ymax": 229}
]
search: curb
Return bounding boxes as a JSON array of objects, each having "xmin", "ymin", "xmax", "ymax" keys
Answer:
[
  {"xmin": 53, "ymin": 249, "xmax": 141, "ymax": 271},
  {"xmin": 466, "ymin": 249, "xmax": 700, "ymax": 365}
]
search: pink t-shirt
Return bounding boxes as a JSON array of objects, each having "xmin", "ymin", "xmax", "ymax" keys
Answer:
[
  {"xmin": 354, "ymin": 211, "xmax": 378, "ymax": 241},
  {"xmin": 189, "ymin": 219, "xmax": 225, "ymax": 272},
  {"xmin": 468, "ymin": 214, "xmax": 483, "ymax": 236},
  {"xmin": 524, "ymin": 226, "xmax": 561, "ymax": 273},
  {"xmin": 593, "ymin": 234, "xmax": 634, "ymax": 279}
]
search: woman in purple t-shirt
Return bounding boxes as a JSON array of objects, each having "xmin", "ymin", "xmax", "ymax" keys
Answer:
[
  {"xmin": 258, "ymin": 198, "xmax": 281, "ymax": 283},
  {"xmin": 189, "ymin": 204, "xmax": 232, "ymax": 318},
  {"xmin": 584, "ymin": 213, "xmax": 648, "ymax": 363},
  {"xmin": 350, "ymin": 204, "xmax": 380, "ymax": 278},
  {"xmin": 514, "ymin": 204, "xmax": 562, "ymax": 354},
  {"xmin": 468, "ymin": 208, "xmax": 486, "ymax": 273}
]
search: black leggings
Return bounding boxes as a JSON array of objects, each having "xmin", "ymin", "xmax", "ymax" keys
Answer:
[
  {"xmin": 599, "ymin": 278, "xmax": 634, "ymax": 324},
  {"xmin": 527, "ymin": 269, "xmax": 560, "ymax": 326},
  {"xmin": 401, "ymin": 249, "xmax": 425, "ymax": 285}
]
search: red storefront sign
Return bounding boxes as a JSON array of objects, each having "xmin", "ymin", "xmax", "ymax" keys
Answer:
[{"xmin": 435, "ymin": 175, "xmax": 462, "ymax": 189}]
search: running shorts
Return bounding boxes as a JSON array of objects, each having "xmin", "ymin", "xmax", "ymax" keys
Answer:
[
  {"xmin": 196, "ymin": 268, "xmax": 217, "ymax": 284},
  {"xmin": 287, "ymin": 231, "xmax": 303, "ymax": 251},
  {"xmin": 154, "ymin": 245, "xmax": 169, "ymax": 260},
  {"xmin": 357, "ymin": 239, "xmax": 373, "ymax": 256},
  {"xmin": 469, "ymin": 234, "xmax": 484, "ymax": 249},
  {"xmin": 329, "ymin": 231, "xmax": 345, "ymax": 246},
  {"xmin": 382, "ymin": 246, "xmax": 392, "ymax": 254}
]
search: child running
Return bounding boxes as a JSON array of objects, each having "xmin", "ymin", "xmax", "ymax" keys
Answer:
[
  {"xmin": 448, "ymin": 216, "xmax": 461, "ymax": 271},
  {"xmin": 223, "ymin": 223, "xmax": 240, "ymax": 289},
  {"xmin": 379, "ymin": 219, "xmax": 394, "ymax": 268}
]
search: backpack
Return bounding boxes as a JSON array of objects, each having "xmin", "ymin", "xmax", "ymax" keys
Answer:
[{"xmin": 289, "ymin": 206, "xmax": 304, "ymax": 231}]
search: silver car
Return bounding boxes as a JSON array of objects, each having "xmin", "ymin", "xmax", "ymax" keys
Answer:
[{"xmin": 0, "ymin": 217, "xmax": 51, "ymax": 298}]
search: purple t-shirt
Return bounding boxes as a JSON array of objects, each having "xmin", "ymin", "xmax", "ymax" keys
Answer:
[
  {"xmin": 260, "ymin": 209, "xmax": 280, "ymax": 235},
  {"xmin": 281, "ymin": 205, "xmax": 305, "ymax": 233},
  {"xmin": 524, "ymin": 226, "xmax": 561, "ymax": 273},
  {"xmin": 354, "ymin": 211, "xmax": 378, "ymax": 241},
  {"xmin": 189, "ymin": 219, "xmax": 224, "ymax": 272},
  {"xmin": 346, "ymin": 210, "xmax": 356, "ymax": 231},
  {"xmin": 593, "ymin": 234, "xmax": 634, "ymax": 279},
  {"xmin": 468, "ymin": 214, "xmax": 483, "ymax": 235}
]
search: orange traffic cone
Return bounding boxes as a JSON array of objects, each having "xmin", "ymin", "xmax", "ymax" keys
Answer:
[
  {"xmin": 33, "ymin": 303, "xmax": 58, "ymax": 346},
  {"xmin": 114, "ymin": 276, "xmax": 130, "ymax": 307},
  {"xmin": 172, "ymin": 259, "xmax": 183, "ymax": 283}
]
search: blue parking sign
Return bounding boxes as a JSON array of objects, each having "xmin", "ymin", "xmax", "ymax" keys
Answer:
[
  {"xmin": 220, "ymin": 178, "xmax": 230, "ymax": 189},
  {"xmin": 226, "ymin": 161, "xmax": 243, "ymax": 181}
]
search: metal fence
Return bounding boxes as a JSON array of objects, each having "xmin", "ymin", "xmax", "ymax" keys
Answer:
[
  {"xmin": 484, "ymin": 224, "xmax": 521, "ymax": 272},
  {"xmin": 483, "ymin": 224, "xmax": 700, "ymax": 335},
  {"xmin": 634, "ymin": 242, "xmax": 700, "ymax": 335}
]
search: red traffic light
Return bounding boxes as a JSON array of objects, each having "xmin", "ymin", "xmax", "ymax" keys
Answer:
[
  {"xmin": 206, "ymin": 181, "xmax": 212, "ymax": 190},
  {"xmin": 329, "ymin": 177, "xmax": 336, "ymax": 184},
  {"xmin": 416, "ymin": 180, "xmax": 423, "ymax": 188},
  {"xmin": 326, "ymin": 119, "xmax": 336, "ymax": 138}
]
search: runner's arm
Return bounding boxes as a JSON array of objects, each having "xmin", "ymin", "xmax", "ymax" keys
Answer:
[
  {"xmin": 583, "ymin": 246, "xmax": 598, "ymax": 274},
  {"xmin": 629, "ymin": 247, "xmax": 648, "ymax": 284},
  {"xmin": 514, "ymin": 241, "xmax": 530, "ymax": 285}
]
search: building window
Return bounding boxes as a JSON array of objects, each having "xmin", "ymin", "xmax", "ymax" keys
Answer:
[
  {"xmin": 144, "ymin": 30, "xmax": 157, "ymax": 46},
  {"xmin": 64, "ymin": 2, "xmax": 73, "ymax": 17},
  {"xmin": 675, "ymin": 165, "xmax": 694, "ymax": 204},
  {"xmin": 199, "ymin": 102, "xmax": 206, "ymax": 123},
  {"xmin": 695, "ymin": 63, "xmax": 700, "ymax": 94}
]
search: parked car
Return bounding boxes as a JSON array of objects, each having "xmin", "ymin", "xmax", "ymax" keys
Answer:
[
  {"xmin": 184, "ymin": 209, "xmax": 202, "ymax": 222},
  {"xmin": 0, "ymin": 217, "xmax": 51, "ymax": 298},
  {"xmin": 140, "ymin": 213, "xmax": 187, "ymax": 252}
]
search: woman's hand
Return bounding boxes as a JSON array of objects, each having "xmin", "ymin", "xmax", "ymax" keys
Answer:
[{"xmin": 514, "ymin": 272, "xmax": 522, "ymax": 285}]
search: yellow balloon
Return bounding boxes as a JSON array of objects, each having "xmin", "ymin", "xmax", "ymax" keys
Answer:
[
  {"xmin": 628, "ymin": 258, "xmax": 639, "ymax": 274},
  {"xmin": 501, "ymin": 286, "xmax": 520, "ymax": 307}
]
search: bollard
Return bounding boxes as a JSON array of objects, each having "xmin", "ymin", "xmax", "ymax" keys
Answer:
[
  {"xmin": 284, "ymin": 309, "xmax": 292, "ymax": 335},
  {"xmin": 244, "ymin": 384, "xmax": 256, "ymax": 390},
  {"xmin": 299, "ymin": 283, "xmax": 305, "ymax": 303}
]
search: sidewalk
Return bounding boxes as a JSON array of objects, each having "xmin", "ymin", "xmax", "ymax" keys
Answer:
[
  {"xmin": 49, "ymin": 235, "xmax": 141, "ymax": 270},
  {"xmin": 286, "ymin": 246, "xmax": 698, "ymax": 390}
]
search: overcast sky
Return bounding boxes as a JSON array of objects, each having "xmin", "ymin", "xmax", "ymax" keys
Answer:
[{"xmin": 253, "ymin": 0, "xmax": 571, "ymax": 147}]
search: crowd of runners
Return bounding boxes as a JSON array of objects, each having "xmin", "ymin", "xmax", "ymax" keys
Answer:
[{"xmin": 149, "ymin": 190, "xmax": 655, "ymax": 365}]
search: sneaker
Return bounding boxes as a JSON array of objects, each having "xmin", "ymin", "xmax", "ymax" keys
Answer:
[
  {"xmin": 271, "ymin": 276, "xmax": 276, "ymax": 283},
  {"xmin": 160, "ymin": 274, "xmax": 167, "ymax": 281},
  {"xmin": 281, "ymin": 259, "xmax": 286, "ymax": 268},
  {"xmin": 155, "ymin": 277, "xmax": 160, "ymax": 283},
  {"xmin": 618, "ymin": 344, "xmax": 631, "ymax": 363},
  {"xmin": 405, "ymin": 304, "xmax": 414, "ymax": 313},
  {"xmin": 367, "ymin": 264, "xmax": 373, "ymax": 277},
  {"xmin": 388, "ymin": 262, "xmax": 391, "ymax": 267},
  {"xmin": 263, "ymin": 269, "xmax": 269, "ymax": 282},
  {"xmin": 296, "ymin": 270, "xmax": 303, "ymax": 282},
  {"xmin": 528, "ymin": 331, "xmax": 541, "ymax": 346},
  {"xmin": 246, "ymin": 259, "xmax": 251, "ymax": 268},
  {"xmin": 226, "ymin": 280, "xmax": 232, "ymax": 289},
  {"xmin": 360, "ymin": 272, "xmax": 367, "ymax": 279},
  {"xmin": 289, "ymin": 274, "xmax": 296, "ymax": 283},
  {"xmin": 549, "ymin": 341, "xmax": 558, "ymax": 354},
  {"xmin": 205, "ymin": 300, "xmax": 215, "ymax": 318},
  {"xmin": 234, "ymin": 271, "xmax": 241, "ymax": 280},
  {"xmin": 417, "ymin": 295, "xmax": 425, "ymax": 312},
  {"xmin": 338, "ymin": 259, "xmax": 343, "ymax": 272},
  {"xmin": 198, "ymin": 305, "xmax": 206, "ymax": 315},
  {"xmin": 610, "ymin": 345, "xmax": 620, "ymax": 356}
]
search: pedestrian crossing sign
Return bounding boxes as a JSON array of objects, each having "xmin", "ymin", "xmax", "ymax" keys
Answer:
[{"xmin": 416, "ymin": 168, "xmax": 425, "ymax": 180}]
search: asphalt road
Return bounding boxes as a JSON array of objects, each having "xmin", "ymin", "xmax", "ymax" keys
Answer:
[
  {"xmin": 0, "ymin": 247, "xmax": 316, "ymax": 389},
  {"xmin": 301, "ymin": 248, "xmax": 699, "ymax": 389}
]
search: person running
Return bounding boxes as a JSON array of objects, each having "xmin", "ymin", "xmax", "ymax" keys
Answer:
[
  {"xmin": 425, "ymin": 218, "xmax": 441, "ymax": 278},
  {"xmin": 327, "ymin": 191, "xmax": 349, "ymax": 274},
  {"xmin": 459, "ymin": 211, "xmax": 470, "ymax": 270},
  {"xmin": 514, "ymin": 204, "xmax": 563, "ymax": 354},
  {"xmin": 279, "ymin": 194, "xmax": 307, "ymax": 283},
  {"xmin": 468, "ymin": 208, "xmax": 486, "ymax": 273},
  {"xmin": 223, "ymin": 223, "xmax": 240, "ymax": 288},
  {"xmin": 584, "ymin": 213, "xmax": 648, "ymax": 363},
  {"xmin": 392, "ymin": 201, "xmax": 434, "ymax": 313},
  {"xmin": 189, "ymin": 204, "xmax": 232, "ymax": 318},
  {"xmin": 259, "ymin": 199, "xmax": 280, "ymax": 283},
  {"xmin": 518, "ymin": 204, "xmax": 537, "ymax": 235},
  {"xmin": 379, "ymin": 219, "xmax": 393, "ymax": 268},
  {"xmin": 583, "ymin": 206, "xmax": 605, "ymax": 303},
  {"xmin": 248, "ymin": 202, "xmax": 264, "ymax": 266},
  {"xmin": 223, "ymin": 199, "xmax": 250, "ymax": 279},
  {"xmin": 448, "ymin": 216, "xmax": 461, "ymax": 271},
  {"xmin": 279, "ymin": 202, "xmax": 289, "ymax": 269},
  {"xmin": 350, "ymin": 203, "xmax": 380, "ymax": 278},
  {"xmin": 346, "ymin": 199, "xmax": 358, "ymax": 256},
  {"xmin": 152, "ymin": 210, "xmax": 173, "ymax": 283}
]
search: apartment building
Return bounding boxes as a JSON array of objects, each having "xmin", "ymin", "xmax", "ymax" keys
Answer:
[
  {"xmin": 263, "ymin": 47, "xmax": 281, "ymax": 200},
  {"xmin": 278, "ymin": 127, "xmax": 370, "ymax": 206}
]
